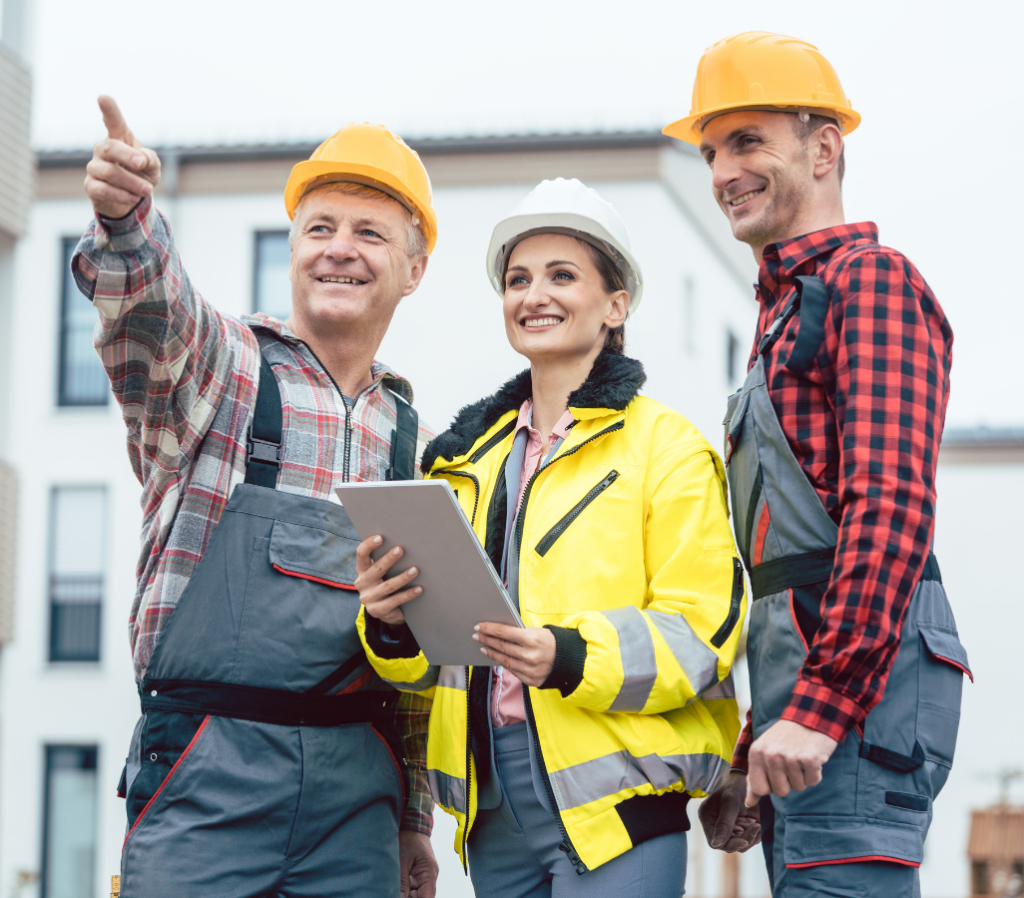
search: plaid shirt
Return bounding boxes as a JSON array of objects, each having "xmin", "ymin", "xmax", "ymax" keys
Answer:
[
  {"xmin": 72, "ymin": 196, "xmax": 435, "ymax": 833},
  {"xmin": 733, "ymin": 222, "xmax": 953, "ymax": 767}
]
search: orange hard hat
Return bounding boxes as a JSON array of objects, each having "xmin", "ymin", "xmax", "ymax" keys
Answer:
[
  {"xmin": 663, "ymin": 31, "xmax": 861, "ymax": 146},
  {"xmin": 284, "ymin": 123, "xmax": 438, "ymax": 253}
]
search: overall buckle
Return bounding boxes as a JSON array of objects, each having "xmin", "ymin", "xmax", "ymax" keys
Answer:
[{"xmin": 246, "ymin": 432, "xmax": 281, "ymax": 467}]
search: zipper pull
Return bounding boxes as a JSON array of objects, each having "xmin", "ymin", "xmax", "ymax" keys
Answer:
[
  {"xmin": 599, "ymin": 471, "xmax": 619, "ymax": 489},
  {"xmin": 558, "ymin": 841, "xmax": 585, "ymax": 872}
]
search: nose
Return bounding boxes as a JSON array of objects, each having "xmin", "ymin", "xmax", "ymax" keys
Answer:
[
  {"xmin": 711, "ymin": 150, "xmax": 743, "ymax": 195},
  {"xmin": 522, "ymin": 278, "xmax": 551, "ymax": 311},
  {"xmin": 324, "ymin": 230, "xmax": 360, "ymax": 263}
]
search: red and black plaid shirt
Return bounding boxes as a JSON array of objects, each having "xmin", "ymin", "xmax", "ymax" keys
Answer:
[{"xmin": 733, "ymin": 222, "xmax": 953, "ymax": 767}]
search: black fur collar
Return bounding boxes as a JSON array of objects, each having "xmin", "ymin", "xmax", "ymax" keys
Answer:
[{"xmin": 421, "ymin": 350, "xmax": 646, "ymax": 473}]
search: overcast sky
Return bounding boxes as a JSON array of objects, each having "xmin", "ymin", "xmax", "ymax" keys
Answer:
[{"xmin": 16, "ymin": 0, "xmax": 1021, "ymax": 426}]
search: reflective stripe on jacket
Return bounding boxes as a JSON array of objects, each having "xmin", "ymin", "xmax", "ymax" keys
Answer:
[{"xmin": 357, "ymin": 352, "xmax": 745, "ymax": 871}]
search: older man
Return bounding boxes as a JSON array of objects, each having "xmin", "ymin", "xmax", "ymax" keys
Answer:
[
  {"xmin": 77, "ymin": 97, "xmax": 439, "ymax": 898},
  {"xmin": 664, "ymin": 33, "xmax": 971, "ymax": 897}
]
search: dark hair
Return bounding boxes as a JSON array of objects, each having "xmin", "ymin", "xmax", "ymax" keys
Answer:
[
  {"xmin": 578, "ymin": 239, "xmax": 627, "ymax": 354},
  {"xmin": 792, "ymin": 114, "xmax": 845, "ymax": 184}
]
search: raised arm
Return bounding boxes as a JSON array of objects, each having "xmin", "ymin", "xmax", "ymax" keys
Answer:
[{"xmin": 74, "ymin": 97, "xmax": 257, "ymax": 486}]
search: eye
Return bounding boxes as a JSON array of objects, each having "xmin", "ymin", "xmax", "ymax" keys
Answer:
[
  {"xmin": 739, "ymin": 135, "xmax": 760, "ymax": 149},
  {"xmin": 358, "ymin": 228, "xmax": 381, "ymax": 239},
  {"xmin": 507, "ymin": 274, "xmax": 528, "ymax": 288},
  {"xmin": 553, "ymin": 270, "xmax": 575, "ymax": 282},
  {"xmin": 703, "ymin": 150, "xmax": 716, "ymax": 166},
  {"xmin": 310, "ymin": 224, "xmax": 329, "ymax": 234}
]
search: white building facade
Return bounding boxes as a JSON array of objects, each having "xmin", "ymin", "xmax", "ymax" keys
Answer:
[{"xmin": 0, "ymin": 130, "xmax": 1019, "ymax": 898}]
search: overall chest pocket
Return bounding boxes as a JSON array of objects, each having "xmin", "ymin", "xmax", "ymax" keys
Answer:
[{"xmin": 231, "ymin": 520, "xmax": 364, "ymax": 691}]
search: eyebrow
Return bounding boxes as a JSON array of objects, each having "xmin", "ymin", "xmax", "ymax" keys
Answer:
[
  {"xmin": 506, "ymin": 259, "xmax": 583, "ymax": 275},
  {"xmin": 701, "ymin": 124, "xmax": 767, "ymax": 155}
]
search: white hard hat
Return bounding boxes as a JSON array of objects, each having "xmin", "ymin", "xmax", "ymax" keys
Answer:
[{"xmin": 486, "ymin": 178, "xmax": 644, "ymax": 316}]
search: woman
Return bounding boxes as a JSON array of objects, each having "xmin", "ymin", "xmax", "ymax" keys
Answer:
[{"xmin": 355, "ymin": 178, "xmax": 745, "ymax": 897}]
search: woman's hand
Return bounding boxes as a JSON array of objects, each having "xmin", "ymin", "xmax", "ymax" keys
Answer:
[
  {"xmin": 354, "ymin": 536, "xmax": 422, "ymax": 626},
  {"xmin": 473, "ymin": 623, "xmax": 555, "ymax": 686}
]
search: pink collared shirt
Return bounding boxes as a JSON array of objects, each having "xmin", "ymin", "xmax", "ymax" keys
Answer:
[{"xmin": 491, "ymin": 400, "xmax": 576, "ymax": 727}]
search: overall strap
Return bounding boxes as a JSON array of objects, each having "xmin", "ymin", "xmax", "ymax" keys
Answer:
[
  {"xmin": 244, "ymin": 352, "xmax": 284, "ymax": 488},
  {"xmin": 784, "ymin": 275, "xmax": 830, "ymax": 376},
  {"xmin": 757, "ymin": 274, "xmax": 831, "ymax": 372},
  {"xmin": 386, "ymin": 394, "xmax": 419, "ymax": 482}
]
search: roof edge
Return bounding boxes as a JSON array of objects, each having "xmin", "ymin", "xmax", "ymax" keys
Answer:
[{"xmin": 37, "ymin": 130, "xmax": 680, "ymax": 169}]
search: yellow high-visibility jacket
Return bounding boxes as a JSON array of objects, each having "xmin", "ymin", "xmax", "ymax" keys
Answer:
[{"xmin": 357, "ymin": 352, "xmax": 744, "ymax": 872}]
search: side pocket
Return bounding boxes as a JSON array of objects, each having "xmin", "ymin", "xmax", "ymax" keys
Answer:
[
  {"xmin": 916, "ymin": 625, "xmax": 969, "ymax": 768},
  {"xmin": 124, "ymin": 711, "xmax": 210, "ymax": 846},
  {"xmin": 371, "ymin": 720, "xmax": 410, "ymax": 811}
]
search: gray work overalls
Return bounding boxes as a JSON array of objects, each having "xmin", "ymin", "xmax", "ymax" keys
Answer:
[
  {"xmin": 117, "ymin": 339, "xmax": 420, "ymax": 898},
  {"xmin": 724, "ymin": 276, "xmax": 971, "ymax": 896}
]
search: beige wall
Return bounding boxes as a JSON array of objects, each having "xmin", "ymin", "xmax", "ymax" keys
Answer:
[{"xmin": 0, "ymin": 42, "xmax": 31, "ymax": 239}]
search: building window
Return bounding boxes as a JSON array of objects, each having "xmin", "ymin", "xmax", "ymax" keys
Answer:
[
  {"xmin": 726, "ymin": 328, "xmax": 740, "ymax": 385},
  {"xmin": 48, "ymin": 487, "xmax": 105, "ymax": 663},
  {"xmin": 682, "ymin": 276, "xmax": 696, "ymax": 355},
  {"xmin": 973, "ymin": 860, "xmax": 990, "ymax": 895},
  {"xmin": 58, "ymin": 238, "xmax": 109, "ymax": 407},
  {"xmin": 41, "ymin": 746, "xmax": 98, "ymax": 898},
  {"xmin": 254, "ymin": 230, "xmax": 292, "ymax": 321}
]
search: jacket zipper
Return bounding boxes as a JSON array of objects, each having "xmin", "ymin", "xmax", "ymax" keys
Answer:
[
  {"xmin": 470, "ymin": 418, "xmax": 517, "ymax": 464},
  {"xmin": 443, "ymin": 472, "xmax": 481, "ymax": 526},
  {"xmin": 710, "ymin": 558, "xmax": 744, "ymax": 648},
  {"xmin": 535, "ymin": 470, "xmax": 619, "ymax": 557},
  {"xmin": 462, "ymin": 665, "xmax": 472, "ymax": 874},
  {"xmin": 511, "ymin": 419, "xmax": 624, "ymax": 873},
  {"xmin": 302, "ymin": 344, "xmax": 369, "ymax": 484}
]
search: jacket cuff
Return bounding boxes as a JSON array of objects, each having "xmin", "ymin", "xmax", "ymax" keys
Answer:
[
  {"xmin": 541, "ymin": 626, "xmax": 587, "ymax": 697},
  {"xmin": 364, "ymin": 615, "xmax": 422, "ymax": 660},
  {"xmin": 781, "ymin": 679, "xmax": 865, "ymax": 744},
  {"xmin": 96, "ymin": 196, "xmax": 151, "ymax": 236}
]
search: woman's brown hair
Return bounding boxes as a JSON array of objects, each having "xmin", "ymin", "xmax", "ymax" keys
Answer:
[{"xmin": 579, "ymin": 239, "xmax": 626, "ymax": 354}]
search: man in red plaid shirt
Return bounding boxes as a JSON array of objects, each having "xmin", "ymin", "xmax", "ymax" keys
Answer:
[{"xmin": 664, "ymin": 33, "xmax": 971, "ymax": 896}]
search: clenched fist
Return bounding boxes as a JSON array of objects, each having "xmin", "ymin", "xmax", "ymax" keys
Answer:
[{"xmin": 84, "ymin": 96, "xmax": 161, "ymax": 219}]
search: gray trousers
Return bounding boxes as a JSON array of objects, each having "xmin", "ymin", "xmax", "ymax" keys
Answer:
[
  {"xmin": 467, "ymin": 723, "xmax": 687, "ymax": 898},
  {"xmin": 122, "ymin": 717, "xmax": 403, "ymax": 897}
]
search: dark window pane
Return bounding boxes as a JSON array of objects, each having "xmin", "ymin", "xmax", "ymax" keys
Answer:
[
  {"xmin": 59, "ymin": 238, "xmax": 109, "ymax": 406},
  {"xmin": 726, "ymin": 329, "xmax": 739, "ymax": 385},
  {"xmin": 42, "ymin": 746, "xmax": 98, "ymax": 898},
  {"xmin": 49, "ymin": 488, "xmax": 104, "ymax": 663},
  {"xmin": 973, "ymin": 860, "xmax": 990, "ymax": 894},
  {"xmin": 254, "ymin": 231, "xmax": 292, "ymax": 321}
]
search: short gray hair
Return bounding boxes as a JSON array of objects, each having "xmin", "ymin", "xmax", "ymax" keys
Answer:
[{"xmin": 289, "ymin": 181, "xmax": 428, "ymax": 257}]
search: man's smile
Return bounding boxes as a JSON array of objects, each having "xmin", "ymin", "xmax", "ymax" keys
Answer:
[
  {"xmin": 726, "ymin": 187, "xmax": 766, "ymax": 209},
  {"xmin": 318, "ymin": 275, "xmax": 367, "ymax": 284}
]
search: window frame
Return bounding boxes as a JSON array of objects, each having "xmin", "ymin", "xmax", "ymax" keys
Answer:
[
  {"xmin": 252, "ymin": 229, "xmax": 292, "ymax": 318},
  {"xmin": 57, "ymin": 236, "xmax": 109, "ymax": 408},
  {"xmin": 40, "ymin": 744, "xmax": 99, "ymax": 898},
  {"xmin": 47, "ymin": 485, "xmax": 106, "ymax": 664}
]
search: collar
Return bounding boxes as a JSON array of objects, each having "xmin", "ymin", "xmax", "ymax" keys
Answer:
[
  {"xmin": 243, "ymin": 313, "xmax": 413, "ymax": 404},
  {"xmin": 763, "ymin": 222, "xmax": 879, "ymax": 276},
  {"xmin": 514, "ymin": 400, "xmax": 576, "ymax": 444},
  {"xmin": 422, "ymin": 349, "xmax": 645, "ymax": 473}
]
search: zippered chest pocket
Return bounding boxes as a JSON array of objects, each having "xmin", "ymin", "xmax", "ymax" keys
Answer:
[{"xmin": 535, "ymin": 470, "xmax": 619, "ymax": 557}]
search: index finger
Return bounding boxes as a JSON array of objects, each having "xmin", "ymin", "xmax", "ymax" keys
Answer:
[
  {"xmin": 355, "ymin": 535, "xmax": 384, "ymax": 571},
  {"xmin": 98, "ymin": 95, "xmax": 132, "ymax": 144},
  {"xmin": 475, "ymin": 622, "xmax": 527, "ymax": 642}
]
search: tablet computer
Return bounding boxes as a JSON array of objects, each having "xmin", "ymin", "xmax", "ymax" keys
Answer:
[{"xmin": 335, "ymin": 480, "xmax": 524, "ymax": 666}]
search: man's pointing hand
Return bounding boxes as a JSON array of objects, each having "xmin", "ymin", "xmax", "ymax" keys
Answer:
[{"xmin": 84, "ymin": 96, "xmax": 161, "ymax": 219}]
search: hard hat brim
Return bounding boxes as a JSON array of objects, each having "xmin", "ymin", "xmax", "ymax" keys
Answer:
[
  {"xmin": 663, "ymin": 102, "xmax": 861, "ymax": 146},
  {"xmin": 285, "ymin": 159, "xmax": 438, "ymax": 253}
]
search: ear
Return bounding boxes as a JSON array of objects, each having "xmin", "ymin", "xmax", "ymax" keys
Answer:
[
  {"xmin": 604, "ymin": 289, "xmax": 629, "ymax": 330},
  {"xmin": 401, "ymin": 253, "xmax": 429, "ymax": 298},
  {"xmin": 812, "ymin": 123, "xmax": 844, "ymax": 181}
]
